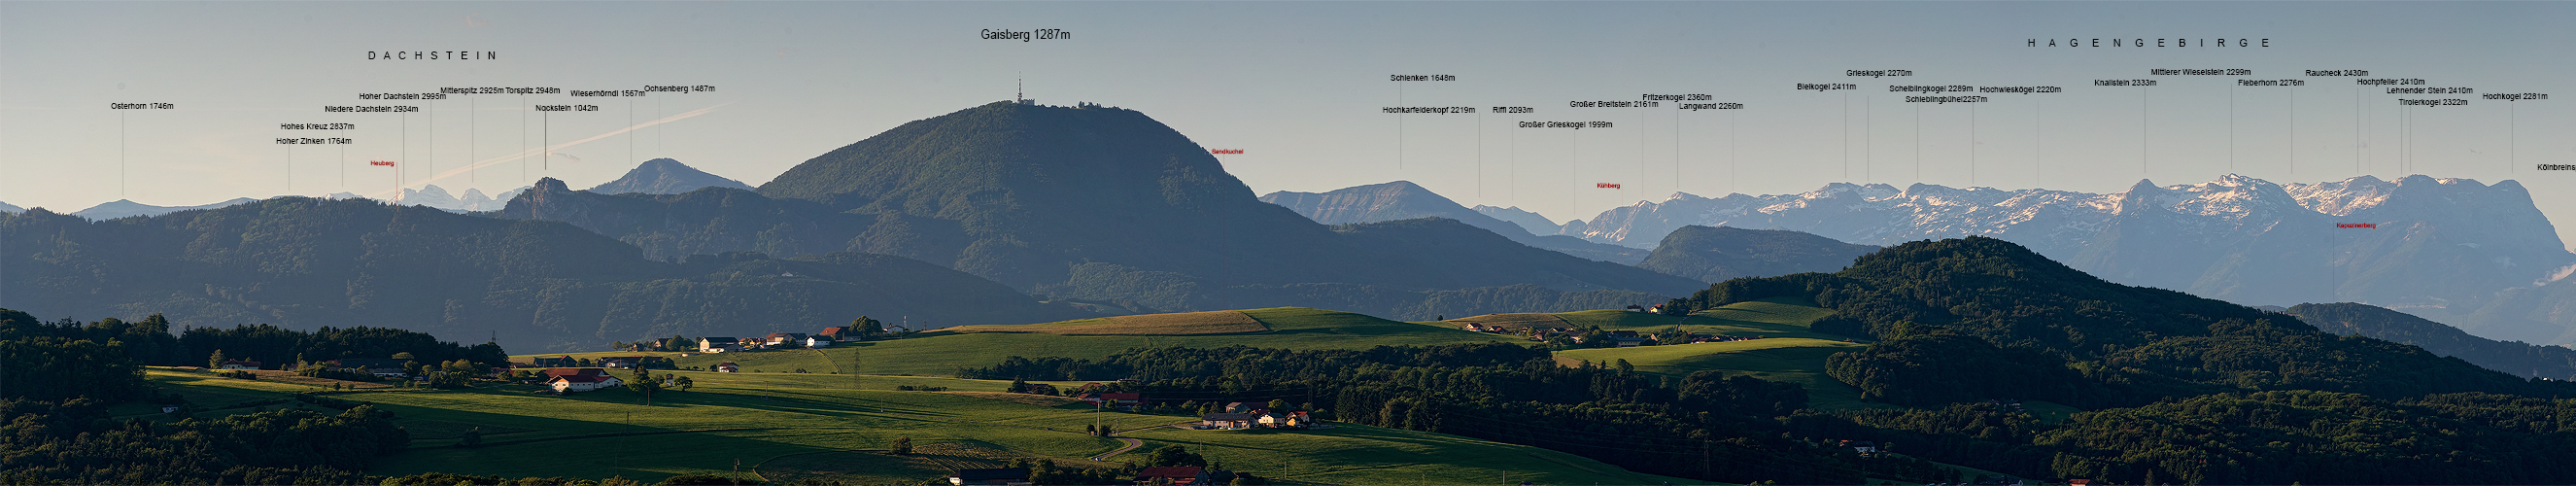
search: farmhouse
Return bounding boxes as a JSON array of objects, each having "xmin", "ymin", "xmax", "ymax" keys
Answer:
[
  {"xmin": 1200, "ymin": 412, "xmax": 1256, "ymax": 430},
  {"xmin": 1258, "ymin": 411, "xmax": 1314, "ymax": 429},
  {"xmin": 763, "ymin": 332, "xmax": 808, "ymax": 346},
  {"xmin": 548, "ymin": 374, "xmax": 623, "ymax": 393},
  {"xmin": 947, "ymin": 468, "xmax": 1030, "ymax": 486},
  {"xmin": 537, "ymin": 368, "xmax": 611, "ymax": 383},
  {"xmin": 804, "ymin": 335, "xmax": 836, "ymax": 348},
  {"xmin": 714, "ymin": 362, "xmax": 739, "ymax": 373},
  {"xmin": 817, "ymin": 326, "xmax": 854, "ymax": 340},
  {"xmin": 218, "ymin": 359, "xmax": 262, "ymax": 370},
  {"xmin": 700, "ymin": 337, "xmax": 740, "ymax": 353},
  {"xmin": 1076, "ymin": 392, "xmax": 1147, "ymax": 410}
]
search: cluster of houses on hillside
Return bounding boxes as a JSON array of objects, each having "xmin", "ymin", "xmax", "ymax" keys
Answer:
[
  {"xmin": 531, "ymin": 355, "xmax": 675, "ymax": 369},
  {"xmin": 1455, "ymin": 322, "xmax": 1772, "ymax": 347},
  {"xmin": 692, "ymin": 327, "xmax": 872, "ymax": 353},
  {"xmin": 1197, "ymin": 402, "xmax": 1317, "ymax": 430}
]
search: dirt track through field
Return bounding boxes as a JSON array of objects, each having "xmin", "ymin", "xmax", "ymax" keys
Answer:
[{"xmin": 1446, "ymin": 313, "xmax": 1568, "ymax": 330}]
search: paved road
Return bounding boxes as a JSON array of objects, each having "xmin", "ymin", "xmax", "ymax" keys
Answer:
[{"xmin": 1089, "ymin": 437, "xmax": 1145, "ymax": 462}]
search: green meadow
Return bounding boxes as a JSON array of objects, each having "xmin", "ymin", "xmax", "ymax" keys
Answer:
[
  {"xmin": 142, "ymin": 364, "xmax": 1702, "ymax": 485},
  {"xmin": 1550, "ymin": 298, "xmax": 1885, "ymax": 409},
  {"xmin": 642, "ymin": 307, "xmax": 1519, "ymax": 377}
]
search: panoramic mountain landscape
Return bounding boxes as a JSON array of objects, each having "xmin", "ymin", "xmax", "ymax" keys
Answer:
[
  {"xmin": 1260, "ymin": 181, "xmax": 1650, "ymax": 263},
  {"xmin": 493, "ymin": 102, "xmax": 1684, "ymax": 320},
  {"xmin": 8, "ymin": 99, "xmax": 2574, "ymax": 486},
  {"xmin": 13, "ymin": 1, "xmax": 2576, "ymax": 485},
  {"xmin": 1553, "ymin": 175, "xmax": 2576, "ymax": 345},
  {"xmin": 0, "ymin": 195, "xmax": 1091, "ymax": 351}
]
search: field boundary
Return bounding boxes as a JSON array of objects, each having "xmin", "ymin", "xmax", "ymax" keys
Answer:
[{"xmin": 441, "ymin": 427, "xmax": 772, "ymax": 449}]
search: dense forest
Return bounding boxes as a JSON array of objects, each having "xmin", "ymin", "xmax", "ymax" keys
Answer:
[
  {"xmin": 963, "ymin": 338, "xmax": 2576, "ymax": 485},
  {"xmin": 2287, "ymin": 301, "xmax": 2576, "ymax": 380},
  {"xmin": 1628, "ymin": 236, "xmax": 2576, "ymax": 483},
  {"xmin": 0, "ymin": 308, "xmax": 414, "ymax": 484},
  {"xmin": 1668, "ymin": 237, "xmax": 2570, "ymax": 408}
]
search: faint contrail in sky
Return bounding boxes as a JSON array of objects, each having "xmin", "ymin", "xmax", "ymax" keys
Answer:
[{"xmin": 361, "ymin": 103, "xmax": 726, "ymax": 198}]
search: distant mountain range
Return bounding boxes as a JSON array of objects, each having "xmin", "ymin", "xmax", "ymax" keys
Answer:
[
  {"xmin": 1260, "ymin": 181, "xmax": 1649, "ymax": 264},
  {"xmin": 494, "ymin": 102, "xmax": 1679, "ymax": 319},
  {"xmin": 1473, "ymin": 204, "xmax": 1565, "ymax": 235},
  {"xmin": 0, "ymin": 197, "xmax": 1089, "ymax": 352},
  {"xmin": 2285, "ymin": 302, "xmax": 2576, "ymax": 380},
  {"xmin": 1636, "ymin": 226, "xmax": 1880, "ymax": 283},
  {"xmin": 68, "ymin": 197, "xmax": 259, "ymax": 220},
  {"xmin": 1558, "ymin": 175, "xmax": 2576, "ymax": 344},
  {"xmin": 394, "ymin": 185, "xmax": 524, "ymax": 212},
  {"xmin": 589, "ymin": 157, "xmax": 755, "ymax": 195},
  {"xmin": 28, "ymin": 185, "xmax": 526, "ymax": 222},
  {"xmin": 0, "ymin": 201, "xmax": 22, "ymax": 214}
]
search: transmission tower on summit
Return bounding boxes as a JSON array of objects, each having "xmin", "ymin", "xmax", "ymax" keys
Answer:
[{"xmin": 1016, "ymin": 74, "xmax": 1036, "ymax": 106}]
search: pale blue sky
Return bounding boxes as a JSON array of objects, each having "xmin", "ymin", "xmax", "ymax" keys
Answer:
[{"xmin": 5, "ymin": 1, "xmax": 2571, "ymax": 246}]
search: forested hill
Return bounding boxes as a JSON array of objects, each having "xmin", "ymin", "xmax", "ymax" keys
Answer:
[
  {"xmin": 0, "ymin": 198, "xmax": 1088, "ymax": 352},
  {"xmin": 2287, "ymin": 301, "xmax": 2576, "ymax": 380},
  {"xmin": 750, "ymin": 101, "xmax": 1431, "ymax": 291},
  {"xmin": 1328, "ymin": 218, "xmax": 1706, "ymax": 296},
  {"xmin": 495, "ymin": 102, "xmax": 1701, "ymax": 318},
  {"xmin": 1636, "ymin": 226, "xmax": 1880, "ymax": 283},
  {"xmin": 1667, "ymin": 236, "xmax": 2571, "ymax": 408}
]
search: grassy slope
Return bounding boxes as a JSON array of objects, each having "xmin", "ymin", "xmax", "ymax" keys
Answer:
[
  {"xmin": 1554, "ymin": 298, "xmax": 1848, "ymax": 341},
  {"xmin": 653, "ymin": 307, "xmax": 1520, "ymax": 377},
  {"xmin": 1127, "ymin": 425, "xmax": 1695, "ymax": 486},
  {"xmin": 1552, "ymin": 298, "xmax": 1883, "ymax": 409},
  {"xmin": 143, "ymin": 364, "xmax": 1690, "ymax": 485}
]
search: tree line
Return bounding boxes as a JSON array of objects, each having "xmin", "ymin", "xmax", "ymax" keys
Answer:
[{"xmin": 966, "ymin": 343, "xmax": 1954, "ymax": 484}]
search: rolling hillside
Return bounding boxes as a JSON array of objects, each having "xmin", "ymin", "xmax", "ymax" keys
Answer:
[
  {"xmin": 498, "ymin": 102, "xmax": 1691, "ymax": 321},
  {"xmin": 1459, "ymin": 298, "xmax": 1877, "ymax": 408},
  {"xmin": 139, "ymin": 365, "xmax": 1692, "ymax": 485},
  {"xmin": 1636, "ymin": 226, "xmax": 1880, "ymax": 283},
  {"xmin": 670, "ymin": 307, "xmax": 1522, "ymax": 376},
  {"xmin": 0, "ymin": 197, "xmax": 1088, "ymax": 352}
]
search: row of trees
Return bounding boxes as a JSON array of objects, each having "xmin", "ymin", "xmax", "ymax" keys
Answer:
[{"xmin": 182, "ymin": 323, "xmax": 509, "ymax": 372}]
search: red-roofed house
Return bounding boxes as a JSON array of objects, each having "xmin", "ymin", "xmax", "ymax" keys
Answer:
[
  {"xmin": 763, "ymin": 332, "xmax": 808, "ymax": 346},
  {"xmin": 1077, "ymin": 392, "xmax": 1147, "ymax": 410},
  {"xmin": 539, "ymin": 367, "xmax": 610, "ymax": 378},
  {"xmin": 548, "ymin": 374, "xmax": 624, "ymax": 393}
]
